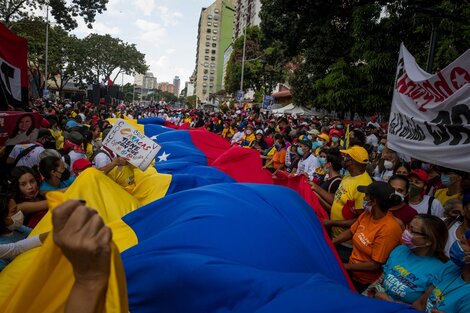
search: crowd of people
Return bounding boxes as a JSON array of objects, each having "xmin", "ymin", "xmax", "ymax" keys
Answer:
[{"xmin": 0, "ymin": 99, "xmax": 469, "ymax": 313}]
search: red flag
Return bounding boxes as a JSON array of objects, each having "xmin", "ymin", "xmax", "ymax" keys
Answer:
[
  {"xmin": 273, "ymin": 171, "xmax": 328, "ymax": 222},
  {"xmin": 213, "ymin": 146, "xmax": 273, "ymax": 184},
  {"xmin": 0, "ymin": 22, "xmax": 28, "ymax": 109}
]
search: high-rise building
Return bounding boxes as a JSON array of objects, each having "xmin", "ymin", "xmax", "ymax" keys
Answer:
[
  {"xmin": 158, "ymin": 82, "xmax": 169, "ymax": 92},
  {"xmin": 233, "ymin": 0, "xmax": 262, "ymax": 40},
  {"xmin": 193, "ymin": 0, "xmax": 235, "ymax": 104},
  {"xmin": 134, "ymin": 72, "xmax": 157, "ymax": 90},
  {"xmin": 173, "ymin": 76, "xmax": 181, "ymax": 97},
  {"xmin": 185, "ymin": 81, "xmax": 195, "ymax": 97}
]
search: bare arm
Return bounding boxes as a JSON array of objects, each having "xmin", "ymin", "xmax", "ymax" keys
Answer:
[
  {"xmin": 99, "ymin": 157, "xmax": 127, "ymax": 174},
  {"xmin": 17, "ymin": 200, "xmax": 48, "ymax": 214},
  {"xmin": 344, "ymin": 260, "xmax": 382, "ymax": 272},
  {"xmin": 325, "ymin": 218, "xmax": 357, "ymax": 229},
  {"xmin": 332, "ymin": 229, "xmax": 353, "ymax": 245}
]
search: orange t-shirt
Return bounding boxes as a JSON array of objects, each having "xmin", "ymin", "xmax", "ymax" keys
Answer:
[
  {"xmin": 272, "ymin": 149, "xmax": 286, "ymax": 169},
  {"xmin": 349, "ymin": 211, "xmax": 402, "ymax": 284}
]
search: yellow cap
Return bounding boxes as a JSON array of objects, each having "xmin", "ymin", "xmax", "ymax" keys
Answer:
[
  {"xmin": 317, "ymin": 133, "xmax": 330, "ymax": 143},
  {"xmin": 340, "ymin": 146, "xmax": 369, "ymax": 164}
]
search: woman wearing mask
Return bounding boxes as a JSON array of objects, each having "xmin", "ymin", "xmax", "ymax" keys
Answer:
[
  {"xmin": 413, "ymin": 229, "xmax": 470, "ymax": 313},
  {"xmin": 363, "ymin": 214, "xmax": 448, "ymax": 304},
  {"xmin": 332, "ymin": 181, "xmax": 403, "ymax": 292},
  {"xmin": 10, "ymin": 166, "xmax": 48, "ymax": 228},
  {"xmin": 388, "ymin": 175, "xmax": 418, "ymax": 227},
  {"xmin": 408, "ymin": 170, "xmax": 445, "ymax": 217},
  {"xmin": 39, "ymin": 156, "xmax": 75, "ymax": 191},
  {"xmin": 311, "ymin": 148, "xmax": 342, "ymax": 212},
  {"xmin": 263, "ymin": 135, "xmax": 286, "ymax": 176},
  {"xmin": 445, "ymin": 193, "xmax": 470, "ymax": 256},
  {"xmin": 393, "ymin": 162, "xmax": 411, "ymax": 177},
  {"xmin": 314, "ymin": 133, "xmax": 330, "ymax": 156}
]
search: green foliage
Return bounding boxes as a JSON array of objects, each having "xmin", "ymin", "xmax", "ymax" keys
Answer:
[
  {"xmin": 185, "ymin": 95, "xmax": 197, "ymax": 109},
  {"xmin": 224, "ymin": 25, "xmax": 286, "ymax": 96},
  {"xmin": 260, "ymin": 0, "xmax": 470, "ymax": 113},
  {"xmin": 1, "ymin": 0, "xmax": 108, "ymax": 30}
]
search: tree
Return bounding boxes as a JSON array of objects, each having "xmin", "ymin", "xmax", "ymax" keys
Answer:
[
  {"xmin": 260, "ymin": 0, "xmax": 470, "ymax": 113},
  {"xmin": 185, "ymin": 95, "xmax": 197, "ymax": 109},
  {"xmin": 224, "ymin": 26, "xmax": 286, "ymax": 97},
  {"xmin": 1, "ymin": 0, "xmax": 108, "ymax": 30},
  {"xmin": 75, "ymin": 34, "xmax": 148, "ymax": 86}
]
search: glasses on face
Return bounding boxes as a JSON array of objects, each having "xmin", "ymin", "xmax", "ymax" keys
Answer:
[{"xmin": 407, "ymin": 226, "xmax": 426, "ymax": 237}]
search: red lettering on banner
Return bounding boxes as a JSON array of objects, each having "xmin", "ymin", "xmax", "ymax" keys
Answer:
[
  {"xmin": 434, "ymin": 72, "xmax": 454, "ymax": 98},
  {"xmin": 396, "ymin": 74, "xmax": 416, "ymax": 94},
  {"xmin": 450, "ymin": 67, "xmax": 470, "ymax": 89},
  {"xmin": 422, "ymin": 80, "xmax": 444, "ymax": 102}
]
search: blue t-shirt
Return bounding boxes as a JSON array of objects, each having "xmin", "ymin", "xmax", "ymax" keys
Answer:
[
  {"xmin": 0, "ymin": 225, "xmax": 32, "ymax": 271},
  {"xmin": 40, "ymin": 177, "xmax": 75, "ymax": 191},
  {"xmin": 382, "ymin": 245, "xmax": 447, "ymax": 304},
  {"xmin": 426, "ymin": 262, "xmax": 470, "ymax": 313}
]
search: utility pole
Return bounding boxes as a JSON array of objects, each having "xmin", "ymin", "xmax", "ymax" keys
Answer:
[
  {"xmin": 44, "ymin": 2, "xmax": 49, "ymax": 97},
  {"xmin": 239, "ymin": 6, "xmax": 247, "ymax": 105}
]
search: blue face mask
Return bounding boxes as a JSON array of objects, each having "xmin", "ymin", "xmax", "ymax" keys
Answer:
[
  {"xmin": 297, "ymin": 147, "xmax": 304, "ymax": 156},
  {"xmin": 449, "ymin": 240, "xmax": 469, "ymax": 267},
  {"xmin": 377, "ymin": 144, "xmax": 385, "ymax": 154},
  {"xmin": 311, "ymin": 141, "xmax": 320, "ymax": 150},
  {"xmin": 317, "ymin": 140, "xmax": 324, "ymax": 147},
  {"xmin": 340, "ymin": 168, "xmax": 350, "ymax": 176},
  {"xmin": 441, "ymin": 174, "xmax": 452, "ymax": 187},
  {"xmin": 318, "ymin": 157, "xmax": 326, "ymax": 167},
  {"xmin": 331, "ymin": 136, "xmax": 339, "ymax": 143}
]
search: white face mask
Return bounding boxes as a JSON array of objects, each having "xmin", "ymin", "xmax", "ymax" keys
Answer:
[
  {"xmin": 7, "ymin": 210, "xmax": 24, "ymax": 231},
  {"xmin": 383, "ymin": 160, "xmax": 393, "ymax": 170},
  {"xmin": 363, "ymin": 200, "xmax": 373, "ymax": 213}
]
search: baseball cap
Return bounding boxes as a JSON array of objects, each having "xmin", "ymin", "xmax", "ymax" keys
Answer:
[
  {"xmin": 65, "ymin": 131, "xmax": 84, "ymax": 145},
  {"xmin": 308, "ymin": 129, "xmax": 320, "ymax": 136},
  {"xmin": 317, "ymin": 133, "xmax": 330, "ymax": 143},
  {"xmin": 340, "ymin": 146, "xmax": 369, "ymax": 164},
  {"xmin": 73, "ymin": 158, "xmax": 92, "ymax": 175},
  {"xmin": 298, "ymin": 139, "xmax": 312, "ymax": 148},
  {"xmin": 357, "ymin": 181, "xmax": 396, "ymax": 200},
  {"xmin": 408, "ymin": 169, "xmax": 428, "ymax": 183},
  {"xmin": 255, "ymin": 129, "xmax": 264, "ymax": 135}
]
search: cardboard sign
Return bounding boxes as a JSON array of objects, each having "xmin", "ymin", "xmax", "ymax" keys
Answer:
[
  {"xmin": 0, "ymin": 111, "xmax": 41, "ymax": 146},
  {"xmin": 102, "ymin": 119, "xmax": 161, "ymax": 171}
]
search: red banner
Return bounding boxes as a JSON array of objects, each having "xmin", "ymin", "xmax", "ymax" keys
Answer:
[{"xmin": 0, "ymin": 22, "xmax": 28, "ymax": 109}]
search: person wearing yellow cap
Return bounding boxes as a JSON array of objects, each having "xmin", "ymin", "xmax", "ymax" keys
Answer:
[
  {"xmin": 324, "ymin": 145, "xmax": 372, "ymax": 262},
  {"xmin": 314, "ymin": 133, "xmax": 330, "ymax": 156}
]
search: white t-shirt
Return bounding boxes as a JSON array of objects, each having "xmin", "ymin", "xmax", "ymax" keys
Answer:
[
  {"xmin": 409, "ymin": 195, "xmax": 445, "ymax": 217},
  {"xmin": 93, "ymin": 150, "xmax": 114, "ymax": 169},
  {"xmin": 297, "ymin": 153, "xmax": 320, "ymax": 181},
  {"xmin": 445, "ymin": 220, "xmax": 461, "ymax": 257},
  {"xmin": 67, "ymin": 150, "xmax": 87, "ymax": 175},
  {"xmin": 8, "ymin": 144, "xmax": 45, "ymax": 168},
  {"xmin": 231, "ymin": 132, "xmax": 244, "ymax": 145},
  {"xmin": 366, "ymin": 134, "xmax": 379, "ymax": 147}
]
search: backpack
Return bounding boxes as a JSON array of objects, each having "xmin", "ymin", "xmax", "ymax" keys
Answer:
[{"xmin": 90, "ymin": 149, "xmax": 112, "ymax": 164}]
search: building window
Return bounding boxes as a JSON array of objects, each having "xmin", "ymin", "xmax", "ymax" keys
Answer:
[
  {"xmin": 207, "ymin": 28, "xmax": 211, "ymax": 33},
  {"xmin": 212, "ymin": 43, "xmax": 217, "ymax": 47},
  {"xmin": 204, "ymin": 69, "xmax": 208, "ymax": 74},
  {"xmin": 205, "ymin": 42, "xmax": 210, "ymax": 47},
  {"xmin": 205, "ymin": 49, "xmax": 209, "ymax": 53},
  {"xmin": 203, "ymin": 89, "xmax": 207, "ymax": 94},
  {"xmin": 212, "ymin": 49, "xmax": 216, "ymax": 54},
  {"xmin": 210, "ymin": 70, "xmax": 215, "ymax": 75},
  {"xmin": 214, "ymin": 9, "xmax": 219, "ymax": 14},
  {"xmin": 207, "ymin": 22, "xmax": 212, "ymax": 26},
  {"xmin": 211, "ymin": 56, "xmax": 216, "ymax": 61},
  {"xmin": 212, "ymin": 36, "xmax": 217, "ymax": 40},
  {"xmin": 205, "ymin": 56, "xmax": 209, "ymax": 60},
  {"xmin": 203, "ymin": 75, "xmax": 208, "ymax": 80},
  {"xmin": 204, "ymin": 62, "xmax": 209, "ymax": 67},
  {"xmin": 207, "ymin": 15, "xmax": 212, "ymax": 20},
  {"xmin": 214, "ymin": 22, "xmax": 218, "ymax": 27},
  {"xmin": 214, "ymin": 15, "xmax": 219, "ymax": 21},
  {"xmin": 210, "ymin": 63, "xmax": 215, "ymax": 68},
  {"xmin": 213, "ymin": 29, "xmax": 218, "ymax": 34},
  {"xmin": 210, "ymin": 77, "xmax": 214, "ymax": 82},
  {"xmin": 206, "ymin": 35, "xmax": 210, "ymax": 40},
  {"xmin": 203, "ymin": 83, "xmax": 207, "ymax": 87}
]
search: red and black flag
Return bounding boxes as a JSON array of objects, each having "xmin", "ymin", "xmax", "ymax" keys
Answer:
[{"xmin": 0, "ymin": 22, "xmax": 28, "ymax": 110}]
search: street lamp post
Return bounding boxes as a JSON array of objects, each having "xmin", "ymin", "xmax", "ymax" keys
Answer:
[
  {"xmin": 44, "ymin": 2, "xmax": 50, "ymax": 97},
  {"xmin": 239, "ymin": 7, "xmax": 247, "ymax": 105}
]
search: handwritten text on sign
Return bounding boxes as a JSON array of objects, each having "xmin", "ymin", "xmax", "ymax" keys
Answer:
[{"xmin": 102, "ymin": 119, "xmax": 161, "ymax": 171}]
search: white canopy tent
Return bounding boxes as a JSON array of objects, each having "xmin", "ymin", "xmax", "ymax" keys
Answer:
[{"xmin": 271, "ymin": 104, "xmax": 318, "ymax": 117}]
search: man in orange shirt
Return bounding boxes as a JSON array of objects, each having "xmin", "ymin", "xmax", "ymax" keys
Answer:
[{"xmin": 332, "ymin": 181, "xmax": 403, "ymax": 292}]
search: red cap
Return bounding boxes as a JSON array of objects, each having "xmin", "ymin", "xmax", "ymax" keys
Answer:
[
  {"xmin": 73, "ymin": 158, "xmax": 92, "ymax": 176},
  {"xmin": 409, "ymin": 169, "xmax": 428, "ymax": 183}
]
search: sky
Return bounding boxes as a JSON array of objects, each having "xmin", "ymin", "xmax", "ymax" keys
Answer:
[{"xmin": 42, "ymin": 0, "xmax": 216, "ymax": 85}]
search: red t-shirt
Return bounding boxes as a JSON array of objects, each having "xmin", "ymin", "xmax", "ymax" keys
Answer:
[
  {"xmin": 391, "ymin": 203, "xmax": 418, "ymax": 226},
  {"xmin": 264, "ymin": 137, "xmax": 274, "ymax": 147}
]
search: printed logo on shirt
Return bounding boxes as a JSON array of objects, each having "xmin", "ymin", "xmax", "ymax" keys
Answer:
[
  {"xmin": 383, "ymin": 265, "xmax": 419, "ymax": 299},
  {"xmin": 427, "ymin": 288, "xmax": 444, "ymax": 312}
]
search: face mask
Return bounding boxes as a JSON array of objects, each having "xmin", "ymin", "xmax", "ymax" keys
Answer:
[
  {"xmin": 384, "ymin": 160, "xmax": 394, "ymax": 170},
  {"xmin": 7, "ymin": 211, "xmax": 24, "ymax": 231},
  {"xmin": 441, "ymin": 174, "xmax": 452, "ymax": 187},
  {"xmin": 307, "ymin": 135, "xmax": 312, "ymax": 141},
  {"xmin": 421, "ymin": 163, "xmax": 431, "ymax": 171},
  {"xmin": 401, "ymin": 229, "xmax": 428, "ymax": 249},
  {"xmin": 340, "ymin": 168, "xmax": 350, "ymax": 176},
  {"xmin": 336, "ymin": 125, "xmax": 343, "ymax": 130},
  {"xmin": 363, "ymin": 200, "xmax": 373, "ymax": 213},
  {"xmin": 331, "ymin": 136, "xmax": 339, "ymax": 143},
  {"xmin": 245, "ymin": 130, "xmax": 252, "ymax": 135},
  {"xmin": 317, "ymin": 140, "xmax": 324, "ymax": 147},
  {"xmin": 311, "ymin": 141, "xmax": 319, "ymax": 150},
  {"xmin": 60, "ymin": 169, "xmax": 71, "ymax": 182},
  {"xmin": 395, "ymin": 192, "xmax": 405, "ymax": 202},
  {"xmin": 297, "ymin": 147, "xmax": 304, "ymax": 156},
  {"xmin": 377, "ymin": 144, "xmax": 385, "ymax": 154},
  {"xmin": 408, "ymin": 184, "xmax": 423, "ymax": 198},
  {"xmin": 449, "ymin": 240, "xmax": 470, "ymax": 267},
  {"xmin": 318, "ymin": 157, "xmax": 327, "ymax": 167}
]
